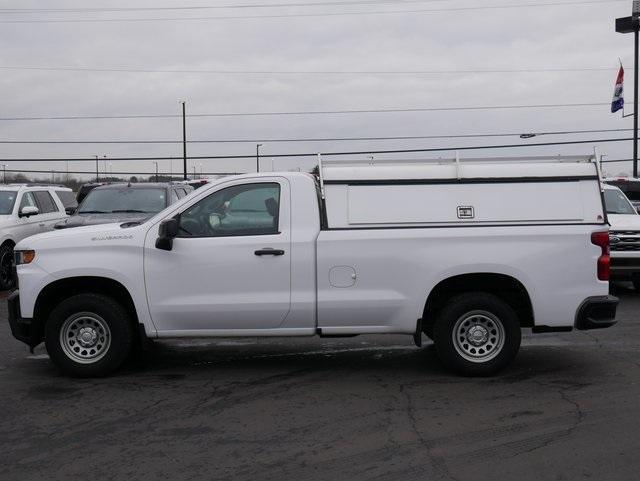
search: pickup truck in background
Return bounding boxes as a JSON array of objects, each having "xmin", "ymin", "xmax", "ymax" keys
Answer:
[
  {"xmin": 603, "ymin": 183, "xmax": 640, "ymax": 291},
  {"xmin": 8, "ymin": 155, "xmax": 618, "ymax": 377}
]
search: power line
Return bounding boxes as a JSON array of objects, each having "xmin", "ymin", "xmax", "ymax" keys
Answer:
[
  {"xmin": 0, "ymin": 128, "xmax": 632, "ymax": 144},
  {"xmin": 0, "ymin": 102, "xmax": 611, "ymax": 121},
  {"xmin": 0, "ymin": 136, "xmax": 632, "ymax": 162},
  {"xmin": 0, "ymin": 65, "xmax": 616, "ymax": 75},
  {"xmin": 0, "ymin": 0, "xmax": 454, "ymax": 13},
  {"xmin": 0, "ymin": 0, "xmax": 623, "ymax": 23}
]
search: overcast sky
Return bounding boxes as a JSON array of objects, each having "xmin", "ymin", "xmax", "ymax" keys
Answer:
[{"xmin": 0, "ymin": 0, "xmax": 636, "ymax": 180}]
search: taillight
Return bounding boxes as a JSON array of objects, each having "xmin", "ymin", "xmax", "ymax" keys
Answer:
[{"xmin": 591, "ymin": 231, "xmax": 610, "ymax": 281}]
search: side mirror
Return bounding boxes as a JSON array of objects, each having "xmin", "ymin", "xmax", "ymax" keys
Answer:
[
  {"xmin": 155, "ymin": 218, "xmax": 179, "ymax": 251},
  {"xmin": 19, "ymin": 206, "xmax": 39, "ymax": 218},
  {"xmin": 65, "ymin": 206, "xmax": 77, "ymax": 215}
]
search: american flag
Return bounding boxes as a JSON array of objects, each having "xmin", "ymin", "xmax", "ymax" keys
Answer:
[{"xmin": 611, "ymin": 65, "xmax": 624, "ymax": 113}]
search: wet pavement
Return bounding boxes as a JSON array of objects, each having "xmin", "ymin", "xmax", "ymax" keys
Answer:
[{"xmin": 1, "ymin": 285, "xmax": 639, "ymax": 481}]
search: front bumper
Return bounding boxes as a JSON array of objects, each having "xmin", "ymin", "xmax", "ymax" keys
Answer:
[
  {"xmin": 610, "ymin": 256, "xmax": 640, "ymax": 280},
  {"xmin": 574, "ymin": 295, "xmax": 618, "ymax": 330},
  {"xmin": 7, "ymin": 290, "xmax": 42, "ymax": 349}
]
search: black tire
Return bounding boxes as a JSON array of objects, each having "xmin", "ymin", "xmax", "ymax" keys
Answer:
[
  {"xmin": 433, "ymin": 292, "xmax": 521, "ymax": 376},
  {"xmin": 0, "ymin": 243, "xmax": 15, "ymax": 290},
  {"xmin": 44, "ymin": 293, "xmax": 134, "ymax": 377}
]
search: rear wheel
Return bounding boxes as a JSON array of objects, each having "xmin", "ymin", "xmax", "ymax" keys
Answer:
[
  {"xmin": 0, "ymin": 243, "xmax": 15, "ymax": 290},
  {"xmin": 45, "ymin": 294, "xmax": 133, "ymax": 377},
  {"xmin": 433, "ymin": 293, "xmax": 521, "ymax": 376}
]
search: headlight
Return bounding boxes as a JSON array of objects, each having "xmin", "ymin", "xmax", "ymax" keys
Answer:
[{"xmin": 14, "ymin": 250, "xmax": 35, "ymax": 265}]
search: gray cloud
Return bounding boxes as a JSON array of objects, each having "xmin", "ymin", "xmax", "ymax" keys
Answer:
[{"xmin": 0, "ymin": 0, "xmax": 635, "ymax": 179}]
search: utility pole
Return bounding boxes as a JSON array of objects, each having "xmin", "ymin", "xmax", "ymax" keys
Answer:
[
  {"xmin": 154, "ymin": 161, "xmax": 159, "ymax": 182},
  {"xmin": 95, "ymin": 155, "xmax": 99, "ymax": 182},
  {"xmin": 256, "ymin": 144, "xmax": 262, "ymax": 172},
  {"xmin": 182, "ymin": 101, "xmax": 187, "ymax": 180},
  {"xmin": 616, "ymin": 1, "xmax": 640, "ymax": 177}
]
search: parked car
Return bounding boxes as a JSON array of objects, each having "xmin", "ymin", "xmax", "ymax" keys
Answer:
[
  {"xmin": 603, "ymin": 184, "xmax": 640, "ymax": 291},
  {"xmin": 0, "ymin": 184, "xmax": 73, "ymax": 289},
  {"xmin": 8, "ymin": 155, "xmax": 617, "ymax": 377},
  {"xmin": 184, "ymin": 177, "xmax": 223, "ymax": 190},
  {"xmin": 54, "ymin": 182, "xmax": 193, "ymax": 230},
  {"xmin": 76, "ymin": 182, "xmax": 108, "ymax": 204},
  {"xmin": 605, "ymin": 177, "xmax": 640, "ymax": 213}
]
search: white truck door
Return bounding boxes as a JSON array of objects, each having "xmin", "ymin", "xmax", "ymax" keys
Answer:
[
  {"xmin": 32, "ymin": 190, "xmax": 63, "ymax": 231},
  {"xmin": 144, "ymin": 178, "xmax": 292, "ymax": 332}
]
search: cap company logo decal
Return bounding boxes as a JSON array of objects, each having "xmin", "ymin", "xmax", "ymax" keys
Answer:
[{"xmin": 91, "ymin": 235, "xmax": 134, "ymax": 242}]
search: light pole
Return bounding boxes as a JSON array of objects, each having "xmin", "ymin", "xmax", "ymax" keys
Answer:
[
  {"xmin": 153, "ymin": 161, "xmax": 159, "ymax": 182},
  {"xmin": 95, "ymin": 155, "xmax": 99, "ymax": 181},
  {"xmin": 256, "ymin": 144, "xmax": 262, "ymax": 172},
  {"xmin": 199, "ymin": 163, "xmax": 203, "ymax": 179},
  {"xmin": 616, "ymin": 1, "xmax": 640, "ymax": 177},
  {"xmin": 181, "ymin": 101, "xmax": 187, "ymax": 180}
]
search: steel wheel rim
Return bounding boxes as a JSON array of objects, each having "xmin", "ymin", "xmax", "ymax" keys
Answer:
[
  {"xmin": 59, "ymin": 312, "xmax": 111, "ymax": 364},
  {"xmin": 452, "ymin": 310, "xmax": 505, "ymax": 363}
]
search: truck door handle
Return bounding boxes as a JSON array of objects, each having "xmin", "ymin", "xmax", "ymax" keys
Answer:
[
  {"xmin": 255, "ymin": 248, "xmax": 285, "ymax": 256},
  {"xmin": 38, "ymin": 223, "xmax": 45, "ymax": 227}
]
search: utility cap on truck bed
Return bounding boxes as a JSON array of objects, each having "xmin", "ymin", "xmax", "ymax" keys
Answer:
[{"xmin": 317, "ymin": 154, "xmax": 605, "ymax": 229}]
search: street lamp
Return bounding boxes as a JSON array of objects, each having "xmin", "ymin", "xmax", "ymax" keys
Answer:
[
  {"xmin": 616, "ymin": 1, "xmax": 640, "ymax": 177},
  {"xmin": 256, "ymin": 144, "xmax": 263, "ymax": 173},
  {"xmin": 153, "ymin": 161, "xmax": 159, "ymax": 182}
]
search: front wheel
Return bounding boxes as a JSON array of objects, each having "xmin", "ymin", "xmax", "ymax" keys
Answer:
[
  {"xmin": 0, "ymin": 243, "xmax": 15, "ymax": 290},
  {"xmin": 45, "ymin": 294, "xmax": 134, "ymax": 377},
  {"xmin": 433, "ymin": 293, "xmax": 521, "ymax": 376}
]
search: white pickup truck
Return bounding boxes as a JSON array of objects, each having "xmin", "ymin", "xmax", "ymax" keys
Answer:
[{"xmin": 8, "ymin": 155, "xmax": 618, "ymax": 377}]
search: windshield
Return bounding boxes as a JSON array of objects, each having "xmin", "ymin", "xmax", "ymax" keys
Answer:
[
  {"xmin": 604, "ymin": 189, "xmax": 637, "ymax": 215},
  {"xmin": 0, "ymin": 191, "xmax": 16, "ymax": 215},
  {"xmin": 78, "ymin": 188, "xmax": 167, "ymax": 214}
]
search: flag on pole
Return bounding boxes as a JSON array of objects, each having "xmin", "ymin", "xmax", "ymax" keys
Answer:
[{"xmin": 611, "ymin": 64, "xmax": 624, "ymax": 113}]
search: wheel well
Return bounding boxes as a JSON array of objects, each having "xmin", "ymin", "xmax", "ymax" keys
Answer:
[
  {"xmin": 34, "ymin": 277, "xmax": 139, "ymax": 333},
  {"xmin": 2, "ymin": 239, "xmax": 15, "ymax": 249},
  {"xmin": 422, "ymin": 273, "xmax": 534, "ymax": 331}
]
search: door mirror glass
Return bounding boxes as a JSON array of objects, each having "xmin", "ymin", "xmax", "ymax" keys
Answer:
[
  {"xmin": 65, "ymin": 206, "xmax": 77, "ymax": 215},
  {"xmin": 155, "ymin": 218, "xmax": 179, "ymax": 251},
  {"xmin": 19, "ymin": 206, "xmax": 39, "ymax": 218}
]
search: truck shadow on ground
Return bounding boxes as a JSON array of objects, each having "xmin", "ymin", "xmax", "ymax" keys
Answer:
[{"xmin": 117, "ymin": 339, "xmax": 601, "ymax": 385}]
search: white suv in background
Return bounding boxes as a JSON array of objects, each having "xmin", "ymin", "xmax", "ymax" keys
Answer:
[
  {"xmin": 603, "ymin": 184, "xmax": 640, "ymax": 291},
  {"xmin": 0, "ymin": 184, "xmax": 75, "ymax": 289}
]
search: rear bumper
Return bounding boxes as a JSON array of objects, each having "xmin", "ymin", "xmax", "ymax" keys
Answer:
[
  {"xmin": 574, "ymin": 295, "xmax": 618, "ymax": 330},
  {"xmin": 7, "ymin": 290, "xmax": 42, "ymax": 348}
]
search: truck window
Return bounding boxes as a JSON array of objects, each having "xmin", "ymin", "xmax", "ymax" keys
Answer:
[
  {"xmin": 0, "ymin": 191, "xmax": 17, "ymax": 215},
  {"xmin": 179, "ymin": 183, "xmax": 280, "ymax": 237},
  {"xmin": 33, "ymin": 191, "xmax": 58, "ymax": 214},
  {"xmin": 54, "ymin": 190, "xmax": 78, "ymax": 210},
  {"xmin": 19, "ymin": 192, "xmax": 38, "ymax": 212},
  {"xmin": 604, "ymin": 189, "xmax": 637, "ymax": 215}
]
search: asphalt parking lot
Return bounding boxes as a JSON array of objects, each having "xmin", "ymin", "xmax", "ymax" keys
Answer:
[{"xmin": 1, "ymin": 286, "xmax": 639, "ymax": 481}]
